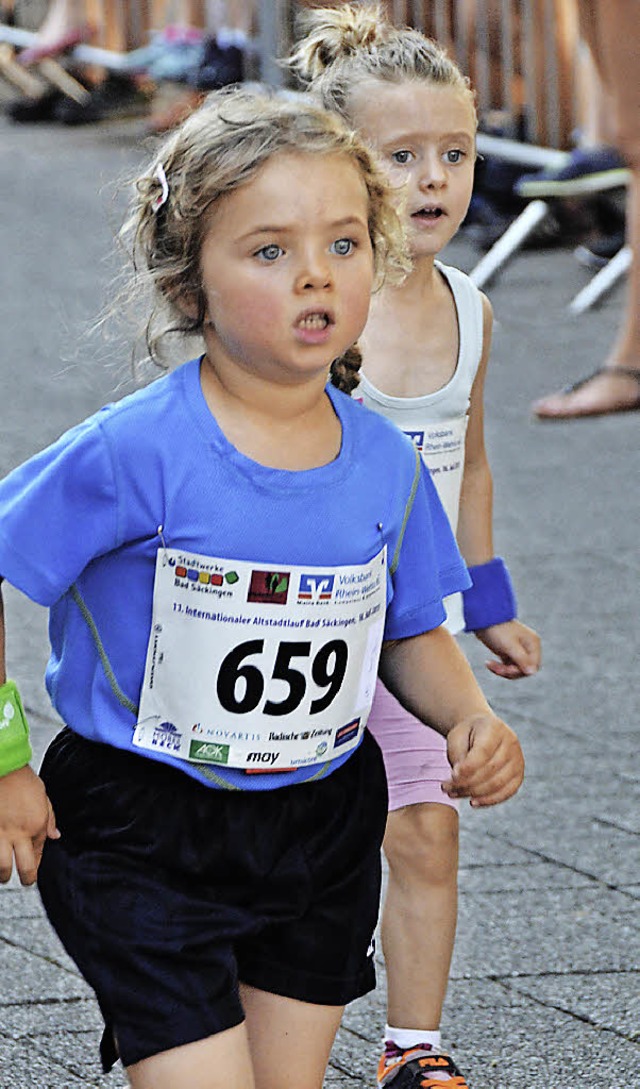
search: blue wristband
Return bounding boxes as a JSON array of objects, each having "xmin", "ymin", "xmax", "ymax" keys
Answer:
[{"xmin": 462, "ymin": 557, "xmax": 517, "ymax": 632}]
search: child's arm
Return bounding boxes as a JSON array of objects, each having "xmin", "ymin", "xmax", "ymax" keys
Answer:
[
  {"xmin": 0, "ymin": 581, "xmax": 59, "ymax": 886},
  {"xmin": 457, "ymin": 294, "xmax": 541, "ymax": 679},
  {"xmin": 379, "ymin": 624, "xmax": 524, "ymax": 807}
]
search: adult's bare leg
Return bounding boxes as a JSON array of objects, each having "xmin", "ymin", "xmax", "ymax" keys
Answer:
[
  {"xmin": 19, "ymin": 0, "xmax": 90, "ymax": 65},
  {"xmin": 533, "ymin": 0, "xmax": 640, "ymax": 419}
]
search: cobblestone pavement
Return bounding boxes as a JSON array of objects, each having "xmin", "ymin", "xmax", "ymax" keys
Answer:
[{"xmin": 0, "ymin": 112, "xmax": 638, "ymax": 1088}]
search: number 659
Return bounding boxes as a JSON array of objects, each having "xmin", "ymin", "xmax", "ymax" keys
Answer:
[{"xmin": 216, "ymin": 639, "xmax": 348, "ymax": 717}]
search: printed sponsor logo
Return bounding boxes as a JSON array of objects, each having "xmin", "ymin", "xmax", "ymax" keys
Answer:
[
  {"xmin": 247, "ymin": 570, "xmax": 290, "ymax": 605},
  {"xmin": 188, "ymin": 740, "xmax": 230, "ymax": 764},
  {"xmin": 191, "ymin": 723, "xmax": 260, "ymax": 742},
  {"xmin": 151, "ymin": 721, "xmax": 182, "ymax": 752},
  {"xmin": 334, "ymin": 718, "xmax": 361, "ymax": 748},
  {"xmin": 316, "ymin": 741, "xmax": 328, "ymax": 757},
  {"xmin": 171, "ymin": 559, "xmax": 238, "ymax": 586},
  {"xmin": 404, "ymin": 429, "xmax": 425, "ymax": 451},
  {"xmin": 246, "ymin": 751, "xmax": 281, "ymax": 766},
  {"xmin": 298, "ymin": 573, "xmax": 335, "ymax": 603}
]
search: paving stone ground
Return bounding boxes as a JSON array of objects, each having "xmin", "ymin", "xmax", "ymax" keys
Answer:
[{"xmin": 0, "ymin": 110, "xmax": 638, "ymax": 1088}]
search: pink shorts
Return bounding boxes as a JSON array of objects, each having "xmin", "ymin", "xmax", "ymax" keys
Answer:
[{"xmin": 367, "ymin": 679, "xmax": 459, "ymax": 813}]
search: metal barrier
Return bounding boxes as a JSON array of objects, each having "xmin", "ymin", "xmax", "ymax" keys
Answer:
[
  {"xmin": 0, "ymin": 2, "xmax": 582, "ymax": 145},
  {"xmin": 284, "ymin": 0, "xmax": 582, "ymax": 150}
]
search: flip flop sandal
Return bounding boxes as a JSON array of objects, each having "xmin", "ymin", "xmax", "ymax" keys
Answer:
[{"xmin": 536, "ymin": 365, "xmax": 640, "ymax": 419}]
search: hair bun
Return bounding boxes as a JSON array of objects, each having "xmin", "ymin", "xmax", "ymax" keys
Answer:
[{"xmin": 290, "ymin": 3, "xmax": 385, "ymax": 82}]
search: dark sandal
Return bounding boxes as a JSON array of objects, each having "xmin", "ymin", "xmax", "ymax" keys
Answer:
[{"xmin": 534, "ymin": 365, "xmax": 640, "ymax": 419}]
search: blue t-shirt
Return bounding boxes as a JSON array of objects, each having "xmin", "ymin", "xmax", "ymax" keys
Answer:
[{"xmin": 0, "ymin": 358, "xmax": 469, "ymax": 789}]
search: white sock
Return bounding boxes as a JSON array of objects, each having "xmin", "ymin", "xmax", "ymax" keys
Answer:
[{"xmin": 385, "ymin": 1026, "xmax": 442, "ymax": 1051}]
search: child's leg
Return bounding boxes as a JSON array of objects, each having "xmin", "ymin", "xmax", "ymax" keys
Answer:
[
  {"xmin": 241, "ymin": 985, "xmax": 344, "ymax": 1089},
  {"xmin": 367, "ymin": 678, "xmax": 462, "ymax": 1068},
  {"xmin": 127, "ymin": 992, "xmax": 343, "ymax": 1089},
  {"xmin": 382, "ymin": 802, "xmax": 459, "ymax": 1032},
  {"xmin": 127, "ymin": 1023, "xmax": 255, "ymax": 1089}
]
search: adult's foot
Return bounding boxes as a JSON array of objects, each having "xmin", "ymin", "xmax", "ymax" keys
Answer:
[
  {"xmin": 19, "ymin": 25, "xmax": 92, "ymax": 67},
  {"xmin": 532, "ymin": 366, "xmax": 640, "ymax": 419}
]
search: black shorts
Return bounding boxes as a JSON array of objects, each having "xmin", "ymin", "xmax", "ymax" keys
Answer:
[{"xmin": 37, "ymin": 727, "xmax": 387, "ymax": 1070}]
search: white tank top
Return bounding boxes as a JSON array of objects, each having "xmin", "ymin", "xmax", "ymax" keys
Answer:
[{"xmin": 356, "ymin": 262, "xmax": 484, "ymax": 633}]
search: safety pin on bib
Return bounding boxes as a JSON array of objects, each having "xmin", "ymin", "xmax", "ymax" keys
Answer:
[{"xmin": 157, "ymin": 524, "xmax": 169, "ymax": 564}]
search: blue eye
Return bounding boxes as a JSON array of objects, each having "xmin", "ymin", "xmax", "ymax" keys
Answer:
[
  {"xmin": 256, "ymin": 244, "xmax": 283, "ymax": 261},
  {"xmin": 392, "ymin": 150, "xmax": 413, "ymax": 165},
  {"xmin": 331, "ymin": 238, "xmax": 354, "ymax": 256},
  {"xmin": 445, "ymin": 149, "xmax": 465, "ymax": 164}
]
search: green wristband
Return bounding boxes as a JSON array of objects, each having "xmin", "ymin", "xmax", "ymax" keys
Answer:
[{"xmin": 0, "ymin": 680, "xmax": 32, "ymax": 777}]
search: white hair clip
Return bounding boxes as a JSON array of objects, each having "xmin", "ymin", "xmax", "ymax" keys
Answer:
[{"xmin": 152, "ymin": 163, "xmax": 170, "ymax": 212}]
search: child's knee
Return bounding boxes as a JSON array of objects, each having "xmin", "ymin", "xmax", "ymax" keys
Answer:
[{"xmin": 384, "ymin": 802, "xmax": 458, "ymax": 885}]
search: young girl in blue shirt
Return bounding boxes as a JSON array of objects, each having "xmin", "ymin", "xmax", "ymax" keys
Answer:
[{"xmin": 0, "ymin": 86, "xmax": 524, "ymax": 1089}]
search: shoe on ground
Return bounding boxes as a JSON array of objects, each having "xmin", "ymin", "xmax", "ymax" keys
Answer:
[
  {"xmin": 187, "ymin": 36, "xmax": 245, "ymax": 90},
  {"xmin": 54, "ymin": 74, "xmax": 149, "ymax": 125},
  {"xmin": 574, "ymin": 230, "xmax": 626, "ymax": 270},
  {"xmin": 378, "ymin": 1043, "xmax": 470, "ymax": 1088},
  {"xmin": 6, "ymin": 88, "xmax": 65, "ymax": 122},
  {"xmin": 514, "ymin": 146, "xmax": 629, "ymax": 200}
]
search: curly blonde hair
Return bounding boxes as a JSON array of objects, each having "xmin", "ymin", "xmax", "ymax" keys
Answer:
[
  {"xmin": 286, "ymin": 3, "xmax": 475, "ymax": 125},
  {"xmin": 121, "ymin": 84, "xmax": 409, "ymax": 393}
]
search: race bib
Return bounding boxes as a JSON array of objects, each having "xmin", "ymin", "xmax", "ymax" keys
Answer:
[{"xmin": 133, "ymin": 547, "xmax": 387, "ymax": 771}]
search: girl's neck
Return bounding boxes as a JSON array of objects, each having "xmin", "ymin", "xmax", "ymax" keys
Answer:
[
  {"xmin": 360, "ymin": 254, "xmax": 459, "ymax": 397},
  {"xmin": 199, "ymin": 356, "xmax": 342, "ymax": 470},
  {"xmin": 393, "ymin": 253, "xmax": 440, "ymax": 304}
]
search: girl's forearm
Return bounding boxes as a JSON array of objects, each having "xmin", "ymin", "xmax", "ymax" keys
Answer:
[
  {"xmin": 456, "ymin": 455, "xmax": 494, "ymax": 565},
  {"xmin": 378, "ymin": 625, "xmax": 492, "ymax": 737}
]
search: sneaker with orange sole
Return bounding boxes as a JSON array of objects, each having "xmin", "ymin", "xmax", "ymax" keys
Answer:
[{"xmin": 377, "ymin": 1043, "xmax": 470, "ymax": 1088}]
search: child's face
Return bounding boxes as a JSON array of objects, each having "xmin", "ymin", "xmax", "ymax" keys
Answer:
[
  {"xmin": 198, "ymin": 151, "xmax": 375, "ymax": 387},
  {"xmin": 350, "ymin": 80, "xmax": 476, "ymax": 261}
]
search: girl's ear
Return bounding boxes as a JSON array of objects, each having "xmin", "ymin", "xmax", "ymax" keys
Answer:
[
  {"xmin": 172, "ymin": 283, "xmax": 210, "ymax": 325},
  {"xmin": 174, "ymin": 291, "xmax": 200, "ymax": 320}
]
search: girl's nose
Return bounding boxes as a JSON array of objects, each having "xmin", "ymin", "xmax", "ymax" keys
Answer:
[
  {"xmin": 295, "ymin": 250, "xmax": 333, "ymax": 291},
  {"xmin": 419, "ymin": 155, "xmax": 447, "ymax": 190}
]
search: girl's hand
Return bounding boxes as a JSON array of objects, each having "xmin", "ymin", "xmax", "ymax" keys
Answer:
[
  {"xmin": 475, "ymin": 619, "xmax": 541, "ymax": 679},
  {"xmin": 0, "ymin": 765, "xmax": 60, "ymax": 885},
  {"xmin": 443, "ymin": 713, "xmax": 524, "ymax": 807}
]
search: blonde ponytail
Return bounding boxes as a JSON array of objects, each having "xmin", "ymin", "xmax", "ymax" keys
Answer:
[
  {"xmin": 286, "ymin": 3, "xmax": 475, "ymax": 126},
  {"xmin": 287, "ymin": 3, "xmax": 385, "ymax": 84}
]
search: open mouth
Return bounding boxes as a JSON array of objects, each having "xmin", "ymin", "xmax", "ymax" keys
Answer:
[
  {"xmin": 295, "ymin": 311, "xmax": 332, "ymax": 330},
  {"xmin": 412, "ymin": 207, "xmax": 445, "ymax": 221}
]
